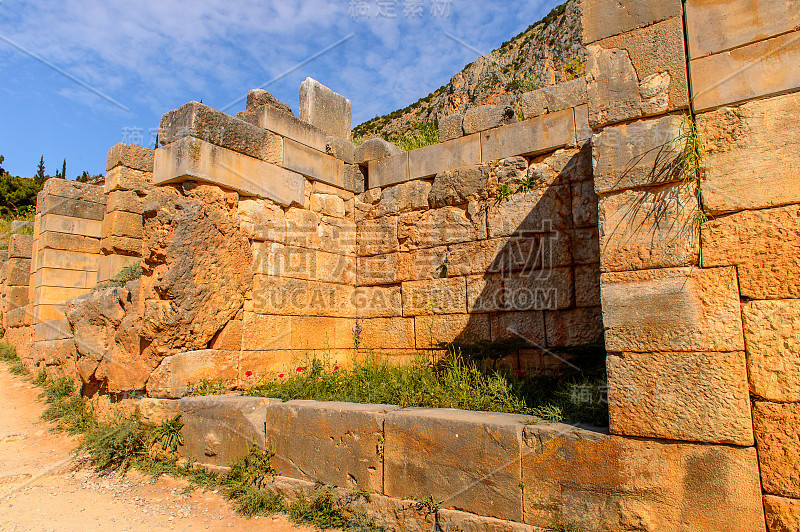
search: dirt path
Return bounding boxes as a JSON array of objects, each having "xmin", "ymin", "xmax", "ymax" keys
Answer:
[{"xmin": 0, "ymin": 366, "xmax": 316, "ymax": 532}]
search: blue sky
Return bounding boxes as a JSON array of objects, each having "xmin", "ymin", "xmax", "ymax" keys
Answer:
[{"xmin": 0, "ymin": 0, "xmax": 560, "ymax": 179}]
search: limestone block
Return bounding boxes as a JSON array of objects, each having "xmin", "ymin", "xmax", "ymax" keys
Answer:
[
  {"xmin": 96, "ymin": 254, "xmax": 136, "ymax": 283},
  {"xmin": 33, "ymin": 304, "xmax": 66, "ymax": 323},
  {"xmin": 356, "ymin": 216, "xmax": 398, "ymax": 256},
  {"xmin": 153, "ymin": 136, "xmax": 304, "ymax": 207},
  {"xmin": 490, "ymin": 311, "xmax": 546, "ymax": 346},
  {"xmin": 571, "ymin": 227, "xmax": 600, "ymax": 265},
  {"xmin": 764, "ymin": 494, "xmax": 800, "ymax": 532},
  {"xmin": 545, "ymin": 307, "xmax": 603, "ymax": 348},
  {"xmin": 582, "ymin": 0, "xmax": 682, "ymax": 43},
  {"xmin": 241, "ymin": 312, "xmax": 291, "ymax": 351},
  {"xmin": 384, "ymin": 408, "xmax": 526, "ymax": 521},
  {"xmin": 480, "ymin": 110, "xmax": 575, "ymax": 162},
  {"xmin": 343, "ymin": 164, "xmax": 366, "ymax": 194},
  {"xmin": 146, "ymin": 350, "xmax": 239, "ymax": 399},
  {"xmin": 5, "ymin": 286, "xmax": 29, "ymax": 310},
  {"xmin": 462, "ymin": 105, "xmax": 517, "ymax": 135},
  {"xmin": 358, "ymin": 317, "xmax": 415, "ymax": 350},
  {"xmin": 574, "ymin": 104, "xmax": 591, "ymax": 141},
  {"xmin": 159, "ymin": 101, "xmax": 282, "ymax": 164},
  {"xmin": 34, "ymin": 319, "xmax": 72, "ymax": 342},
  {"xmin": 254, "ymin": 244, "xmax": 355, "ymax": 285},
  {"xmin": 355, "ymin": 138, "xmax": 403, "ymax": 165},
  {"xmin": 504, "ymin": 268, "xmax": 573, "ymax": 311},
  {"xmin": 518, "ymin": 77, "xmax": 587, "ymax": 119},
  {"xmin": 107, "ymin": 190, "xmax": 143, "ymax": 215},
  {"xmin": 570, "ymin": 180, "xmax": 598, "ymax": 228},
  {"xmin": 318, "ymin": 216, "xmax": 356, "ymax": 256},
  {"xmin": 692, "ymin": 29, "xmax": 800, "ymax": 111},
  {"xmin": 245, "ymin": 88, "xmax": 292, "ymax": 114},
  {"xmin": 599, "ymin": 182, "xmax": 699, "ymax": 272},
  {"xmin": 521, "ymin": 425, "xmax": 766, "ymax": 531},
  {"xmin": 31, "ymin": 338, "xmax": 76, "ymax": 366},
  {"xmin": 587, "ymin": 17, "xmax": 688, "ymax": 127},
  {"xmin": 208, "ymin": 318, "xmax": 242, "ymax": 351},
  {"xmin": 601, "ymin": 266, "xmax": 744, "ymax": 352},
  {"xmin": 310, "ymin": 193, "xmax": 346, "ymax": 218},
  {"xmin": 742, "ymin": 299, "xmax": 800, "ymax": 402},
  {"xmin": 352, "ymin": 285, "xmax": 403, "ymax": 318},
  {"xmin": 698, "ymin": 92, "xmax": 800, "ymax": 214},
  {"xmin": 754, "ymin": 402, "xmax": 800, "ymax": 499},
  {"xmin": 325, "ymin": 136, "xmax": 355, "ymax": 164},
  {"xmin": 34, "ymin": 268, "xmax": 93, "ymax": 290},
  {"xmin": 702, "ymin": 204, "xmax": 800, "ymax": 299},
  {"xmin": 438, "ymin": 113, "xmax": 464, "ymax": 142},
  {"xmin": 466, "ymin": 274, "xmax": 503, "ymax": 313},
  {"xmin": 38, "ymin": 214, "xmax": 102, "ymax": 239},
  {"xmin": 33, "ymin": 286, "xmax": 89, "ymax": 306},
  {"xmin": 104, "ymin": 166, "xmax": 153, "ymax": 194},
  {"xmin": 282, "ymin": 139, "xmax": 346, "ymax": 190},
  {"xmin": 5, "ymin": 307, "xmax": 27, "ymax": 328},
  {"xmin": 367, "ymin": 152, "xmax": 409, "ymax": 188},
  {"xmin": 106, "ymin": 142, "xmax": 155, "ymax": 172},
  {"xmin": 428, "ymin": 165, "xmax": 489, "ymax": 208},
  {"xmin": 238, "ymin": 198, "xmax": 286, "ymax": 243},
  {"xmin": 402, "ymin": 277, "xmax": 467, "ymax": 316},
  {"xmin": 36, "ymin": 249, "xmax": 99, "ymax": 272},
  {"xmin": 101, "ymin": 236, "xmax": 142, "ymax": 256},
  {"xmin": 238, "ymin": 104, "xmax": 326, "ymax": 152},
  {"xmin": 290, "ymin": 316, "xmax": 354, "ymax": 350},
  {"xmin": 38, "ymin": 194, "xmax": 106, "ymax": 221},
  {"xmin": 608, "ymin": 350, "xmax": 753, "ymax": 444},
  {"xmin": 299, "ymin": 77, "xmax": 352, "ymax": 140},
  {"xmin": 6, "ymin": 258, "xmax": 31, "ymax": 286},
  {"xmin": 42, "ymin": 178, "xmax": 105, "ymax": 205},
  {"xmin": 574, "ymin": 264, "xmax": 601, "ymax": 307},
  {"xmin": 313, "ymin": 180, "xmax": 355, "ymax": 201},
  {"xmin": 179, "ymin": 396, "xmax": 279, "ymax": 468},
  {"xmin": 266, "ymin": 401, "xmax": 397, "ymax": 492},
  {"xmin": 487, "ymin": 185, "xmax": 572, "ymax": 237},
  {"xmin": 101, "ymin": 210, "xmax": 143, "ymax": 239},
  {"xmin": 592, "ymin": 115, "xmax": 683, "ymax": 194},
  {"xmin": 378, "ymin": 179, "xmax": 431, "ymax": 215},
  {"xmin": 399, "ymin": 206, "xmax": 478, "ymax": 249},
  {"xmin": 357, "ymin": 253, "xmax": 412, "ymax": 286},
  {"xmin": 414, "ymin": 313, "xmax": 490, "ymax": 348},
  {"xmin": 408, "ymin": 134, "xmax": 481, "ymax": 180}
]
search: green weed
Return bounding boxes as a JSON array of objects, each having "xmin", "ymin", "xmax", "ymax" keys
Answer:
[
  {"xmin": 151, "ymin": 414, "xmax": 184, "ymax": 452},
  {"xmin": 187, "ymin": 377, "xmax": 227, "ymax": 396},
  {"xmin": 391, "ymin": 122, "xmax": 440, "ymax": 151},
  {"xmin": 94, "ymin": 263, "xmax": 143, "ymax": 290}
]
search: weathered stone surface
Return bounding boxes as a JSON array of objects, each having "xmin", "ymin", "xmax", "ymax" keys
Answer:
[
  {"xmin": 408, "ymin": 134, "xmax": 481, "ymax": 180},
  {"xmin": 374, "ymin": 180, "xmax": 431, "ymax": 216},
  {"xmin": 208, "ymin": 317, "xmax": 242, "ymax": 351},
  {"xmin": 290, "ymin": 316, "xmax": 354, "ymax": 349},
  {"xmin": 585, "ymin": 45, "xmax": 644, "ymax": 127},
  {"xmin": 702, "ymin": 204, "xmax": 800, "ymax": 299},
  {"xmin": 8, "ymin": 235, "xmax": 32, "ymax": 259},
  {"xmin": 399, "ymin": 206, "xmax": 478, "ymax": 249},
  {"xmin": 367, "ymin": 152, "xmax": 409, "ymax": 188},
  {"xmin": 5, "ymin": 307, "xmax": 30, "ymax": 328},
  {"xmin": 384, "ymin": 408, "xmax": 526, "ymax": 521},
  {"xmin": 438, "ymin": 113, "xmax": 464, "ymax": 142},
  {"xmin": 570, "ymin": 179, "xmax": 598, "ymax": 228},
  {"xmin": 310, "ymin": 193, "xmax": 346, "ymax": 218},
  {"xmin": 608, "ymin": 350, "xmax": 753, "ymax": 444},
  {"xmin": 358, "ymin": 317, "xmax": 415, "ymax": 350},
  {"xmin": 107, "ymin": 190, "xmax": 143, "ymax": 214},
  {"xmin": 154, "ymin": 137, "xmax": 304, "ymax": 207},
  {"xmin": 357, "ymin": 253, "xmax": 411, "ymax": 286},
  {"xmin": 141, "ymin": 185, "xmax": 253, "ymax": 356},
  {"xmin": 238, "ymin": 104, "xmax": 327, "ymax": 153},
  {"xmin": 352, "ymin": 285, "xmax": 403, "ymax": 318},
  {"xmin": 601, "ymin": 266, "xmax": 744, "ymax": 352},
  {"xmin": 178, "ymin": 395, "xmax": 279, "ymax": 467},
  {"xmin": 764, "ymin": 494, "xmax": 800, "ymax": 532},
  {"xmin": 245, "ymin": 88, "xmax": 293, "ymax": 114},
  {"xmin": 504, "ymin": 268, "xmax": 574, "ymax": 311},
  {"xmin": 481, "ymin": 110, "xmax": 575, "ymax": 161},
  {"xmin": 106, "ymin": 142, "xmax": 155, "ymax": 172},
  {"xmin": 299, "ymin": 77, "xmax": 352, "ymax": 140},
  {"xmin": 343, "ymin": 164, "xmax": 366, "ymax": 194},
  {"xmin": 692, "ymin": 29, "xmax": 800, "ymax": 111},
  {"xmin": 31, "ymin": 338, "xmax": 77, "ymax": 366},
  {"xmin": 522, "ymin": 424, "xmax": 766, "ymax": 531},
  {"xmin": 462, "ymin": 105, "xmax": 517, "ymax": 135},
  {"xmin": 545, "ymin": 307, "xmax": 603, "ymax": 347},
  {"xmin": 4, "ymin": 285, "xmax": 29, "ymax": 310},
  {"xmin": 36, "ymin": 248, "xmax": 99, "ymax": 272},
  {"xmin": 428, "ymin": 165, "xmax": 489, "ymax": 208},
  {"xmin": 34, "ymin": 268, "xmax": 93, "ymax": 290},
  {"xmin": 146, "ymin": 350, "xmax": 238, "ymax": 398},
  {"xmin": 487, "ymin": 185, "xmax": 572, "ymax": 237},
  {"xmin": 40, "ymin": 230, "xmax": 98, "ymax": 254},
  {"xmin": 402, "ymin": 277, "xmax": 466, "ymax": 316},
  {"xmin": 754, "ymin": 402, "xmax": 800, "ymax": 499},
  {"xmin": 38, "ymin": 195, "xmax": 106, "ymax": 221},
  {"xmin": 42, "ymin": 176, "xmax": 105, "ymax": 205},
  {"xmin": 104, "ymin": 166, "xmax": 152, "ymax": 194},
  {"xmin": 355, "ymin": 138, "xmax": 403, "ymax": 165},
  {"xmin": 599, "ymin": 181, "xmax": 699, "ymax": 272},
  {"xmin": 742, "ymin": 299, "xmax": 800, "ymax": 402},
  {"xmin": 266, "ymin": 400, "xmax": 398, "ymax": 492},
  {"xmin": 357, "ymin": 216, "xmax": 398, "ymax": 256},
  {"xmin": 102, "ymin": 210, "xmax": 143, "ymax": 239},
  {"xmin": 414, "ymin": 313, "xmax": 490, "ymax": 348},
  {"xmin": 38, "ymin": 214, "xmax": 102, "ymax": 239},
  {"xmin": 325, "ymin": 136, "xmax": 355, "ymax": 164},
  {"xmin": 237, "ymin": 197, "xmax": 285, "ymax": 243},
  {"xmin": 490, "ymin": 311, "xmax": 546, "ymax": 346},
  {"xmin": 101, "ymin": 236, "xmax": 141, "ymax": 257},
  {"xmin": 686, "ymin": 0, "xmax": 800, "ymax": 59},
  {"xmin": 282, "ymin": 138, "xmax": 346, "ymax": 190},
  {"xmin": 582, "ymin": 0, "xmax": 682, "ymax": 43},
  {"xmin": 574, "ymin": 264, "xmax": 600, "ymax": 307},
  {"xmin": 592, "ymin": 115, "xmax": 683, "ymax": 194},
  {"xmin": 518, "ymin": 77, "xmax": 587, "ymax": 119},
  {"xmin": 159, "ymin": 101, "xmax": 282, "ymax": 164},
  {"xmin": 698, "ymin": 92, "xmax": 800, "ymax": 214}
]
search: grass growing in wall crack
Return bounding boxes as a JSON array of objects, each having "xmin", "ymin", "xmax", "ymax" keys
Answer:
[
  {"xmin": 676, "ymin": 114, "xmax": 708, "ymax": 235},
  {"xmin": 94, "ymin": 263, "xmax": 143, "ymax": 291}
]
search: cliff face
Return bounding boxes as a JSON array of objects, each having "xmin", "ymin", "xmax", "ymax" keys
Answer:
[{"xmin": 353, "ymin": 0, "xmax": 584, "ymax": 142}]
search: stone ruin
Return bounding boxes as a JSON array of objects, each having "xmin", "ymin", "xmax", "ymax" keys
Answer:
[{"xmin": 1, "ymin": 0, "xmax": 799, "ymax": 529}]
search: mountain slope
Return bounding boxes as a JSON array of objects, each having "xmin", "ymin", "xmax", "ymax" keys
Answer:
[{"xmin": 353, "ymin": 0, "xmax": 584, "ymax": 143}]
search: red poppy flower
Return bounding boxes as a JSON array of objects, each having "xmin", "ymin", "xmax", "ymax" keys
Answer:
[
  {"xmin": 334, "ymin": 366, "xmax": 340, "ymax": 371},
  {"xmin": 245, "ymin": 371, "xmax": 253, "ymax": 377},
  {"xmin": 297, "ymin": 366, "xmax": 307, "ymax": 372},
  {"xmin": 278, "ymin": 374, "xmax": 285, "ymax": 378}
]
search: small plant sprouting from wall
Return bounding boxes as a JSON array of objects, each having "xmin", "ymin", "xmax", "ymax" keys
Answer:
[
  {"xmin": 352, "ymin": 319, "xmax": 363, "ymax": 349},
  {"xmin": 563, "ymin": 55, "xmax": 584, "ymax": 81},
  {"xmin": 675, "ymin": 114, "xmax": 708, "ymax": 235},
  {"xmin": 436, "ymin": 253, "xmax": 450, "ymax": 278},
  {"xmin": 391, "ymin": 121, "xmax": 440, "ymax": 151},
  {"xmin": 94, "ymin": 263, "xmax": 143, "ymax": 291},
  {"xmin": 151, "ymin": 414, "xmax": 184, "ymax": 453},
  {"xmin": 187, "ymin": 377, "xmax": 227, "ymax": 396},
  {"xmin": 506, "ymin": 74, "xmax": 540, "ymax": 93}
]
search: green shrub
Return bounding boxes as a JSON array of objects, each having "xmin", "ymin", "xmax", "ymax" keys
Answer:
[
  {"xmin": 81, "ymin": 413, "xmax": 149, "ymax": 473},
  {"xmin": 391, "ymin": 122, "xmax": 440, "ymax": 151},
  {"xmin": 94, "ymin": 263, "xmax": 142, "ymax": 290}
]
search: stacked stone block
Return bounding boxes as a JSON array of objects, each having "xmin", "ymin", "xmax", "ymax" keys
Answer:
[
  {"xmin": 99, "ymin": 143, "xmax": 154, "ymax": 282},
  {"xmin": 1, "ymin": 235, "xmax": 32, "ymax": 360},
  {"xmin": 29, "ymin": 179, "xmax": 106, "ymax": 366}
]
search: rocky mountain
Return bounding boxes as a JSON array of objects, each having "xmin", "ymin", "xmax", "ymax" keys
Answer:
[{"xmin": 353, "ymin": 0, "xmax": 585, "ymax": 143}]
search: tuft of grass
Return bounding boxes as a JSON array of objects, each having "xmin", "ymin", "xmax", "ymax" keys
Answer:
[
  {"xmin": 0, "ymin": 342, "xmax": 28, "ymax": 375},
  {"xmin": 288, "ymin": 488, "xmax": 352, "ymax": 530},
  {"xmin": 150, "ymin": 414, "xmax": 184, "ymax": 452},
  {"xmin": 39, "ymin": 376, "xmax": 97, "ymax": 434},
  {"xmin": 81, "ymin": 413, "xmax": 148, "ymax": 473},
  {"xmin": 676, "ymin": 114, "xmax": 708, "ymax": 235},
  {"xmin": 495, "ymin": 183, "xmax": 513, "ymax": 202},
  {"xmin": 187, "ymin": 377, "xmax": 227, "ymax": 396},
  {"xmin": 94, "ymin": 263, "xmax": 142, "ymax": 291},
  {"xmin": 391, "ymin": 122, "xmax": 440, "ymax": 151}
]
